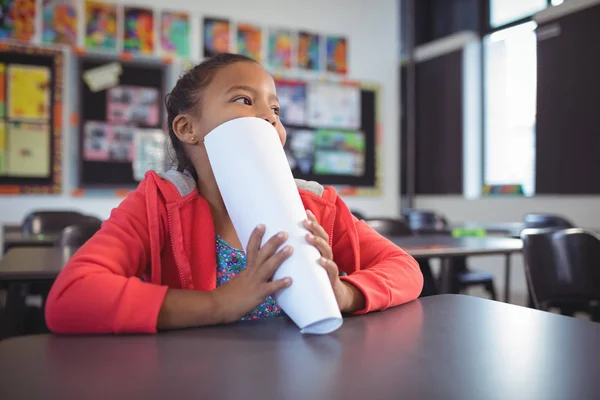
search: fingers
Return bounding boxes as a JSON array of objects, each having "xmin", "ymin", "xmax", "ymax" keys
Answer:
[
  {"xmin": 319, "ymin": 257, "xmax": 339, "ymax": 282},
  {"xmin": 262, "ymin": 277, "xmax": 293, "ymax": 297},
  {"xmin": 245, "ymin": 224, "xmax": 265, "ymax": 265},
  {"xmin": 304, "ymin": 210, "xmax": 329, "ymax": 243},
  {"xmin": 259, "ymin": 245, "xmax": 293, "ymax": 280},
  {"xmin": 256, "ymin": 231, "xmax": 288, "ymax": 264},
  {"xmin": 306, "ymin": 233, "xmax": 333, "ymax": 260}
]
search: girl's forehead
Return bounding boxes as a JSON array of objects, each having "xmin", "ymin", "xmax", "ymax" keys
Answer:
[{"xmin": 211, "ymin": 62, "xmax": 276, "ymax": 92}]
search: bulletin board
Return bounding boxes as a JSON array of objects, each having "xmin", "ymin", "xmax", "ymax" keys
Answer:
[
  {"xmin": 77, "ymin": 55, "xmax": 166, "ymax": 188},
  {"xmin": 0, "ymin": 43, "xmax": 63, "ymax": 195},
  {"xmin": 277, "ymin": 78, "xmax": 381, "ymax": 196}
]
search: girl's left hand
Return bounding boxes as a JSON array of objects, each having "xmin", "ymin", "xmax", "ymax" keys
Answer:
[{"xmin": 304, "ymin": 210, "xmax": 366, "ymax": 313}]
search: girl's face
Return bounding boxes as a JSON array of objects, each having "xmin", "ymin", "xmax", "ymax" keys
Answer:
[{"xmin": 192, "ymin": 61, "xmax": 286, "ymax": 145}]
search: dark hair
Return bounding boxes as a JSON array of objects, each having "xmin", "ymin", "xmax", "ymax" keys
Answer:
[{"xmin": 165, "ymin": 53, "xmax": 258, "ymax": 174}]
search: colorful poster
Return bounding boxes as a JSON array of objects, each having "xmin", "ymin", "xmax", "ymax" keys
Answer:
[
  {"xmin": 326, "ymin": 36, "xmax": 348, "ymax": 74},
  {"xmin": 160, "ymin": 11, "xmax": 190, "ymax": 58},
  {"xmin": 0, "ymin": 0, "xmax": 36, "ymax": 41},
  {"xmin": 236, "ymin": 23, "xmax": 262, "ymax": 61},
  {"xmin": 83, "ymin": 121, "xmax": 135, "ymax": 163},
  {"xmin": 298, "ymin": 32, "xmax": 320, "ymax": 71},
  {"xmin": 284, "ymin": 128, "xmax": 315, "ymax": 175},
  {"xmin": 0, "ymin": 63, "xmax": 5, "ymax": 118},
  {"xmin": 123, "ymin": 7, "xmax": 154, "ymax": 54},
  {"xmin": 6, "ymin": 122, "xmax": 51, "ymax": 177},
  {"xmin": 275, "ymin": 80, "xmax": 306, "ymax": 126},
  {"xmin": 0, "ymin": 122, "xmax": 5, "ymax": 174},
  {"xmin": 8, "ymin": 64, "xmax": 51, "ymax": 121},
  {"xmin": 307, "ymin": 83, "xmax": 361, "ymax": 130},
  {"xmin": 268, "ymin": 29, "xmax": 292, "ymax": 69},
  {"xmin": 84, "ymin": 0, "xmax": 117, "ymax": 50},
  {"xmin": 313, "ymin": 129, "xmax": 365, "ymax": 176},
  {"xmin": 203, "ymin": 17, "xmax": 230, "ymax": 58},
  {"xmin": 42, "ymin": 0, "xmax": 77, "ymax": 45},
  {"xmin": 107, "ymin": 85, "xmax": 160, "ymax": 127}
]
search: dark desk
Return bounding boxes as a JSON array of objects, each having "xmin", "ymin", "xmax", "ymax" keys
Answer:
[
  {"xmin": 0, "ymin": 295, "xmax": 598, "ymax": 399},
  {"xmin": 3, "ymin": 231, "xmax": 60, "ymax": 253},
  {"xmin": 0, "ymin": 246, "xmax": 76, "ymax": 281},
  {"xmin": 391, "ymin": 235, "xmax": 523, "ymax": 302}
]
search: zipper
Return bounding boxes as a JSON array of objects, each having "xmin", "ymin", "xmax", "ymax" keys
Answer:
[{"xmin": 167, "ymin": 207, "xmax": 190, "ymax": 288}]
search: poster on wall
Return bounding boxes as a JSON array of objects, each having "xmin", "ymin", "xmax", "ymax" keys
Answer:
[
  {"xmin": 236, "ymin": 23, "xmax": 262, "ymax": 62},
  {"xmin": 307, "ymin": 83, "xmax": 360, "ymax": 129},
  {"xmin": 326, "ymin": 36, "xmax": 347, "ymax": 74},
  {"xmin": 160, "ymin": 11, "xmax": 190, "ymax": 59},
  {"xmin": 313, "ymin": 129, "xmax": 365, "ymax": 177},
  {"xmin": 42, "ymin": 0, "xmax": 77, "ymax": 45},
  {"xmin": 203, "ymin": 17, "xmax": 230, "ymax": 58},
  {"xmin": 284, "ymin": 128, "xmax": 315, "ymax": 175},
  {"xmin": 0, "ymin": 0, "xmax": 36, "ymax": 41},
  {"xmin": 0, "ymin": 122, "xmax": 5, "ymax": 175},
  {"xmin": 298, "ymin": 31, "xmax": 320, "ymax": 71},
  {"xmin": 106, "ymin": 85, "xmax": 160, "ymax": 127},
  {"xmin": 84, "ymin": 0, "xmax": 117, "ymax": 51},
  {"xmin": 132, "ymin": 128, "xmax": 167, "ymax": 181},
  {"xmin": 7, "ymin": 64, "xmax": 51, "ymax": 121},
  {"xmin": 268, "ymin": 29, "xmax": 293, "ymax": 69},
  {"xmin": 275, "ymin": 80, "xmax": 306, "ymax": 126},
  {"xmin": 0, "ymin": 63, "xmax": 5, "ymax": 118},
  {"xmin": 6, "ymin": 122, "xmax": 51, "ymax": 177},
  {"xmin": 83, "ymin": 121, "xmax": 135, "ymax": 163},
  {"xmin": 123, "ymin": 7, "xmax": 154, "ymax": 54}
]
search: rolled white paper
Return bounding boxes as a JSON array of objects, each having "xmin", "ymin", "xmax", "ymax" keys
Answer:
[{"xmin": 204, "ymin": 117, "xmax": 343, "ymax": 334}]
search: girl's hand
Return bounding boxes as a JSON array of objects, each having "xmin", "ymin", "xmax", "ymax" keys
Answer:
[
  {"xmin": 304, "ymin": 210, "xmax": 366, "ymax": 313},
  {"xmin": 212, "ymin": 225, "xmax": 293, "ymax": 323}
]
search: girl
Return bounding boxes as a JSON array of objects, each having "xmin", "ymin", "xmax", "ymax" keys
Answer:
[{"xmin": 45, "ymin": 53, "xmax": 423, "ymax": 333}]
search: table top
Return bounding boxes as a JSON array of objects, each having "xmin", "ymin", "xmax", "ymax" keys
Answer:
[
  {"xmin": 0, "ymin": 295, "xmax": 598, "ymax": 400},
  {"xmin": 390, "ymin": 235, "xmax": 523, "ymax": 258},
  {"xmin": 3, "ymin": 231, "xmax": 60, "ymax": 248},
  {"xmin": 0, "ymin": 246, "xmax": 76, "ymax": 281}
]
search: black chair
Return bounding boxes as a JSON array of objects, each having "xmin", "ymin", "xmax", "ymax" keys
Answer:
[
  {"xmin": 21, "ymin": 210, "xmax": 88, "ymax": 236},
  {"xmin": 523, "ymin": 213, "xmax": 575, "ymax": 230},
  {"xmin": 522, "ymin": 228, "xmax": 600, "ymax": 321},
  {"xmin": 58, "ymin": 217, "xmax": 103, "ymax": 247},
  {"xmin": 403, "ymin": 209, "xmax": 497, "ymax": 300},
  {"xmin": 351, "ymin": 210, "xmax": 366, "ymax": 220},
  {"xmin": 365, "ymin": 217, "xmax": 438, "ymax": 298}
]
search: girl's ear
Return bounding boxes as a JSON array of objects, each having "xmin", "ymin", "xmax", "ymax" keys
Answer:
[{"xmin": 172, "ymin": 114, "xmax": 199, "ymax": 145}]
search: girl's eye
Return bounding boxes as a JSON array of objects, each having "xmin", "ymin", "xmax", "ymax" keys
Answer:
[
  {"xmin": 272, "ymin": 106, "xmax": 281, "ymax": 116},
  {"xmin": 234, "ymin": 97, "xmax": 252, "ymax": 105}
]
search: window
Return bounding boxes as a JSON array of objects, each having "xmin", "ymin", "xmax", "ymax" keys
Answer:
[
  {"xmin": 483, "ymin": 22, "xmax": 538, "ymax": 196},
  {"xmin": 490, "ymin": 0, "xmax": 547, "ymax": 27}
]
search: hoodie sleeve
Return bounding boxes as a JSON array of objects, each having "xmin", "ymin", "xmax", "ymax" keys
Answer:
[
  {"xmin": 45, "ymin": 178, "xmax": 168, "ymax": 334},
  {"xmin": 332, "ymin": 197, "xmax": 424, "ymax": 314}
]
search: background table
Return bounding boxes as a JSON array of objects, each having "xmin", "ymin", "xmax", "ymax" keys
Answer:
[
  {"xmin": 390, "ymin": 235, "xmax": 523, "ymax": 302},
  {"xmin": 0, "ymin": 295, "xmax": 598, "ymax": 399}
]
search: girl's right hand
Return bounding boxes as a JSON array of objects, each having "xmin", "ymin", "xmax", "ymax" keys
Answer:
[{"xmin": 211, "ymin": 225, "xmax": 293, "ymax": 323}]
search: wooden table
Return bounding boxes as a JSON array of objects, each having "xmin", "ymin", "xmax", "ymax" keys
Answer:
[
  {"xmin": 391, "ymin": 235, "xmax": 523, "ymax": 302},
  {"xmin": 0, "ymin": 295, "xmax": 598, "ymax": 399}
]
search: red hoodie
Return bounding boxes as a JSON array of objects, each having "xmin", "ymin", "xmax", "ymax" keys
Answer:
[{"xmin": 45, "ymin": 171, "xmax": 423, "ymax": 334}]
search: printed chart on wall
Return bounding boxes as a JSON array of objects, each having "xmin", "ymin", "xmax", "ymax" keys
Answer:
[
  {"xmin": 307, "ymin": 82, "xmax": 360, "ymax": 129},
  {"xmin": 123, "ymin": 7, "xmax": 154, "ymax": 55},
  {"xmin": 237, "ymin": 23, "xmax": 262, "ymax": 62},
  {"xmin": 42, "ymin": 0, "xmax": 78, "ymax": 45},
  {"xmin": 298, "ymin": 32, "xmax": 320, "ymax": 71},
  {"xmin": 78, "ymin": 56, "xmax": 166, "ymax": 188},
  {"xmin": 84, "ymin": 0, "xmax": 117, "ymax": 51},
  {"xmin": 0, "ymin": 44, "xmax": 63, "ymax": 194},
  {"xmin": 203, "ymin": 17, "xmax": 230, "ymax": 58},
  {"xmin": 160, "ymin": 11, "xmax": 190, "ymax": 58},
  {"xmin": 0, "ymin": 0, "xmax": 36, "ymax": 41},
  {"xmin": 326, "ymin": 36, "xmax": 347, "ymax": 74}
]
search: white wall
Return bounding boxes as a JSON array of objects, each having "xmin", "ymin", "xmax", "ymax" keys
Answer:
[{"xmin": 0, "ymin": 0, "xmax": 401, "ymax": 226}]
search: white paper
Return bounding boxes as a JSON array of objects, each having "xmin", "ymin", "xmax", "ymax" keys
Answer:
[
  {"xmin": 132, "ymin": 129, "xmax": 167, "ymax": 181},
  {"xmin": 83, "ymin": 62, "xmax": 122, "ymax": 93},
  {"xmin": 204, "ymin": 117, "xmax": 343, "ymax": 335},
  {"xmin": 307, "ymin": 83, "xmax": 361, "ymax": 129}
]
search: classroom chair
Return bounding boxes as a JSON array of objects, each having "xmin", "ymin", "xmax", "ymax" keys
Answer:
[
  {"xmin": 364, "ymin": 217, "xmax": 438, "ymax": 297},
  {"xmin": 522, "ymin": 228, "xmax": 600, "ymax": 321},
  {"xmin": 523, "ymin": 213, "xmax": 575, "ymax": 230},
  {"xmin": 21, "ymin": 210, "xmax": 89, "ymax": 236},
  {"xmin": 58, "ymin": 217, "xmax": 103, "ymax": 247},
  {"xmin": 350, "ymin": 210, "xmax": 366, "ymax": 220},
  {"xmin": 402, "ymin": 209, "xmax": 497, "ymax": 300}
]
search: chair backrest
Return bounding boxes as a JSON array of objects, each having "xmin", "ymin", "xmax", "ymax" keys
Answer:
[
  {"xmin": 402, "ymin": 209, "xmax": 448, "ymax": 231},
  {"xmin": 58, "ymin": 217, "xmax": 103, "ymax": 247},
  {"xmin": 523, "ymin": 213, "xmax": 575, "ymax": 229},
  {"xmin": 364, "ymin": 218, "xmax": 412, "ymax": 237},
  {"xmin": 22, "ymin": 211, "xmax": 88, "ymax": 236},
  {"xmin": 522, "ymin": 228, "xmax": 600, "ymax": 308},
  {"xmin": 350, "ymin": 210, "xmax": 366, "ymax": 220}
]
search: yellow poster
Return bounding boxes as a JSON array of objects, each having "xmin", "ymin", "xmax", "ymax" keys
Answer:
[
  {"xmin": 8, "ymin": 65, "xmax": 51, "ymax": 121},
  {"xmin": 6, "ymin": 122, "xmax": 51, "ymax": 177},
  {"xmin": 0, "ymin": 64, "xmax": 5, "ymax": 118},
  {"xmin": 0, "ymin": 123, "xmax": 5, "ymax": 175}
]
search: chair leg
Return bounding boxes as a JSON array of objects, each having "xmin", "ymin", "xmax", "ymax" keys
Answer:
[{"xmin": 485, "ymin": 282, "xmax": 497, "ymax": 301}]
